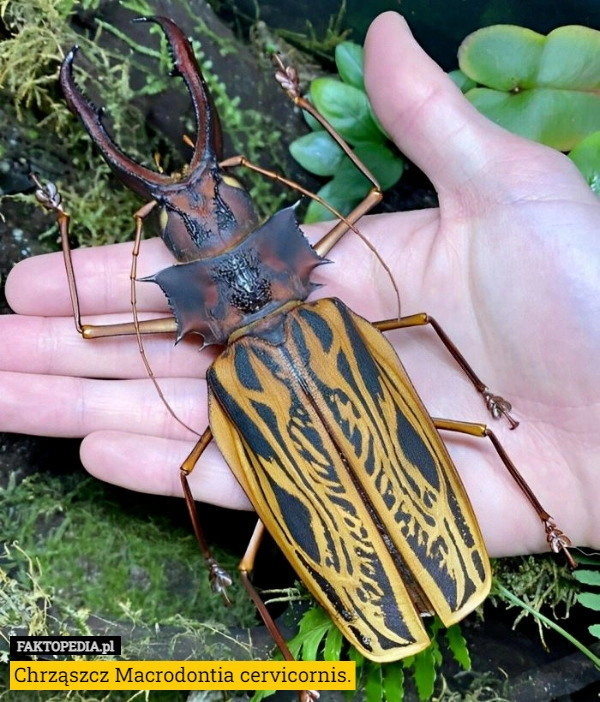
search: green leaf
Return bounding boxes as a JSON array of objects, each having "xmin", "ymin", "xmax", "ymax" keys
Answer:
[
  {"xmin": 445, "ymin": 624, "xmax": 471, "ymax": 670},
  {"xmin": 310, "ymin": 78, "xmax": 385, "ymax": 144},
  {"xmin": 303, "ymin": 106, "xmax": 323, "ymax": 133},
  {"xmin": 425, "ymin": 618, "xmax": 443, "ymax": 667},
  {"xmin": 413, "ymin": 646, "xmax": 437, "ymax": 701},
  {"xmin": 364, "ymin": 663, "xmax": 384, "ymax": 702},
  {"xmin": 459, "ymin": 25, "xmax": 546, "ymax": 90},
  {"xmin": 569, "ymin": 131, "xmax": 600, "ymax": 196},
  {"xmin": 285, "ymin": 606, "xmax": 333, "ymax": 660},
  {"xmin": 353, "ymin": 142, "xmax": 404, "ymax": 191},
  {"xmin": 382, "ymin": 661, "xmax": 404, "ymax": 701},
  {"xmin": 304, "ymin": 180, "xmax": 356, "ymax": 223},
  {"xmin": 572, "ymin": 567, "xmax": 600, "ymax": 586},
  {"xmin": 331, "ymin": 158, "xmax": 373, "ymax": 201},
  {"xmin": 578, "ymin": 592, "xmax": 600, "ymax": 611},
  {"xmin": 459, "ymin": 24, "xmax": 600, "ymax": 150},
  {"xmin": 323, "ymin": 622, "xmax": 344, "ymax": 661},
  {"xmin": 466, "ymin": 87, "xmax": 600, "ymax": 151},
  {"xmin": 539, "ymin": 25, "xmax": 600, "ymax": 89},
  {"xmin": 289, "ymin": 131, "xmax": 345, "ymax": 176},
  {"xmin": 335, "ymin": 42, "xmax": 364, "ymax": 89}
]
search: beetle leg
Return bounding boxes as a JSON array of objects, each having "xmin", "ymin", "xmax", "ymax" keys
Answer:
[
  {"xmin": 238, "ymin": 520, "xmax": 319, "ymax": 702},
  {"xmin": 180, "ymin": 426, "xmax": 234, "ymax": 603},
  {"xmin": 433, "ymin": 418, "xmax": 576, "ymax": 569},
  {"xmin": 33, "ymin": 175, "xmax": 194, "ymax": 432},
  {"xmin": 273, "ymin": 56, "xmax": 384, "ymax": 258},
  {"xmin": 215, "ymin": 55, "xmax": 386, "ymax": 263},
  {"xmin": 238, "ymin": 520, "xmax": 292, "ymax": 657},
  {"xmin": 375, "ymin": 313, "xmax": 520, "ymax": 429},
  {"xmin": 32, "ymin": 175, "xmax": 178, "ymax": 338}
]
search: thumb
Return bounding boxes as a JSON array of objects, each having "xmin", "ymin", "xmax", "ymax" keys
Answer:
[{"xmin": 363, "ymin": 12, "xmax": 525, "ymax": 197}]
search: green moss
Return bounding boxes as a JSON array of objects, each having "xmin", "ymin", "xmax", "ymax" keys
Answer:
[
  {"xmin": 1, "ymin": 472, "xmax": 257, "ymax": 627},
  {"xmin": 492, "ymin": 555, "xmax": 578, "ymax": 617},
  {"xmin": 1, "ymin": 0, "xmax": 289, "ymax": 242}
]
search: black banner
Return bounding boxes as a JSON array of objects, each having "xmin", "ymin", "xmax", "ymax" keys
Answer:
[{"xmin": 10, "ymin": 636, "xmax": 121, "ymax": 660}]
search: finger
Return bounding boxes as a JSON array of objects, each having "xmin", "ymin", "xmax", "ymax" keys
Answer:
[
  {"xmin": 6, "ymin": 215, "xmax": 336, "ymax": 319},
  {"xmin": 81, "ymin": 430, "xmax": 252, "ymax": 511},
  {"xmin": 6, "ymin": 215, "xmax": 417, "ymax": 325},
  {"xmin": 0, "ymin": 313, "xmax": 216, "ymax": 379},
  {"xmin": 0, "ymin": 370, "xmax": 204, "ymax": 440},
  {"xmin": 363, "ymin": 13, "xmax": 543, "ymax": 196},
  {"xmin": 6, "ymin": 238, "xmax": 174, "ymax": 317}
]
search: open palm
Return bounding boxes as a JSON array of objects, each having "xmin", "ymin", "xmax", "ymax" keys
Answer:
[{"xmin": 2, "ymin": 12, "xmax": 598, "ymax": 557}]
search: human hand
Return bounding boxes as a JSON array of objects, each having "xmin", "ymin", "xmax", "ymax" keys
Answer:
[{"xmin": 3, "ymin": 11, "xmax": 598, "ymax": 557}]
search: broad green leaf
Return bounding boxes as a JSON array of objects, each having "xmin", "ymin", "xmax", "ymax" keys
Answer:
[
  {"xmin": 572, "ymin": 554, "xmax": 600, "ymax": 567},
  {"xmin": 569, "ymin": 131, "xmax": 600, "ymax": 196},
  {"xmin": 459, "ymin": 24, "xmax": 600, "ymax": 151},
  {"xmin": 303, "ymin": 107, "xmax": 323, "ymax": 133},
  {"xmin": 304, "ymin": 180, "xmax": 355, "ymax": 223},
  {"xmin": 303, "ymin": 144, "xmax": 396, "ymax": 222},
  {"xmin": 459, "ymin": 25, "xmax": 546, "ymax": 90},
  {"xmin": 578, "ymin": 592, "xmax": 600, "ymax": 611},
  {"xmin": 466, "ymin": 87, "xmax": 600, "ymax": 151},
  {"xmin": 331, "ymin": 157, "xmax": 374, "ymax": 201},
  {"xmin": 310, "ymin": 77, "xmax": 385, "ymax": 144},
  {"xmin": 289, "ymin": 131, "xmax": 345, "ymax": 176},
  {"xmin": 445, "ymin": 624, "xmax": 471, "ymax": 670},
  {"xmin": 305, "ymin": 142, "xmax": 403, "ymax": 217},
  {"xmin": 538, "ymin": 26, "xmax": 600, "ymax": 89},
  {"xmin": 589, "ymin": 624, "xmax": 600, "ymax": 639},
  {"xmin": 572, "ymin": 567, "xmax": 600, "ymax": 586},
  {"xmin": 353, "ymin": 142, "xmax": 404, "ymax": 191},
  {"xmin": 335, "ymin": 41, "xmax": 364, "ymax": 89}
]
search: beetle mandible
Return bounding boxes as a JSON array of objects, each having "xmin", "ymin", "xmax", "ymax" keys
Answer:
[{"xmin": 33, "ymin": 15, "xmax": 575, "ymax": 681}]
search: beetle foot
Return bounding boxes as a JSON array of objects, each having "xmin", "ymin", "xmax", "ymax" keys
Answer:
[
  {"xmin": 208, "ymin": 558, "xmax": 234, "ymax": 605},
  {"xmin": 273, "ymin": 55, "xmax": 301, "ymax": 100},
  {"xmin": 544, "ymin": 520, "xmax": 577, "ymax": 569},
  {"xmin": 31, "ymin": 175, "xmax": 64, "ymax": 214},
  {"xmin": 299, "ymin": 690, "xmax": 320, "ymax": 702},
  {"xmin": 482, "ymin": 388, "xmax": 519, "ymax": 429}
]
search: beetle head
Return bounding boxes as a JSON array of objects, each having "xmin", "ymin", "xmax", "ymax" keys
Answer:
[{"xmin": 60, "ymin": 16, "xmax": 259, "ymax": 261}]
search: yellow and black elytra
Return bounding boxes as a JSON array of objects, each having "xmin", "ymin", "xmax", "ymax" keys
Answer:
[
  {"xmin": 209, "ymin": 297, "xmax": 491, "ymax": 661},
  {"xmin": 33, "ymin": 15, "xmax": 575, "ymax": 676}
]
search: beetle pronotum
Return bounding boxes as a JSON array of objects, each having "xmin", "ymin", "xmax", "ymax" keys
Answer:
[{"xmin": 33, "ymin": 15, "xmax": 575, "ymax": 697}]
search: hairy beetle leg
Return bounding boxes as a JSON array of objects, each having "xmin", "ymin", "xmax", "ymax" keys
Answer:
[
  {"xmin": 375, "ymin": 313, "xmax": 520, "ymax": 428},
  {"xmin": 433, "ymin": 418, "xmax": 576, "ymax": 568},
  {"xmin": 180, "ymin": 427, "xmax": 234, "ymax": 603}
]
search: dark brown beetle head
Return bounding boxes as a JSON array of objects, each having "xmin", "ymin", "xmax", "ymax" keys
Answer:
[{"xmin": 60, "ymin": 16, "xmax": 260, "ymax": 262}]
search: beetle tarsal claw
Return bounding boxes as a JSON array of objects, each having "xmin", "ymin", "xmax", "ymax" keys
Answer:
[
  {"xmin": 31, "ymin": 176, "xmax": 63, "ymax": 213},
  {"xmin": 207, "ymin": 559, "xmax": 233, "ymax": 602},
  {"xmin": 482, "ymin": 388, "xmax": 520, "ymax": 429},
  {"xmin": 544, "ymin": 520, "xmax": 572, "ymax": 553},
  {"xmin": 273, "ymin": 57, "xmax": 300, "ymax": 99},
  {"xmin": 543, "ymin": 519, "xmax": 577, "ymax": 569}
]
